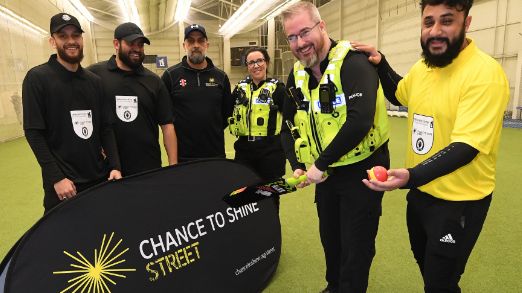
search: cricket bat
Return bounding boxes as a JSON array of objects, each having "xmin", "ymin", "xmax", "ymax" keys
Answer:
[{"xmin": 223, "ymin": 175, "xmax": 307, "ymax": 207}]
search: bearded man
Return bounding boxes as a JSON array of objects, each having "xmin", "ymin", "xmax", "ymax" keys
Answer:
[
  {"xmin": 23, "ymin": 13, "xmax": 121, "ymax": 213},
  {"xmin": 161, "ymin": 24, "xmax": 233, "ymax": 162},
  {"xmin": 354, "ymin": 0, "xmax": 510, "ymax": 291},
  {"xmin": 88, "ymin": 22, "xmax": 178, "ymax": 176}
]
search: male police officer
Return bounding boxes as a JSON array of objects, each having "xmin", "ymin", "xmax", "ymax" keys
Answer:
[
  {"xmin": 23, "ymin": 13, "xmax": 121, "ymax": 212},
  {"xmin": 280, "ymin": 2, "xmax": 390, "ymax": 292},
  {"xmin": 88, "ymin": 23, "xmax": 177, "ymax": 176},
  {"xmin": 161, "ymin": 24, "xmax": 233, "ymax": 162},
  {"xmin": 356, "ymin": 0, "xmax": 510, "ymax": 291}
]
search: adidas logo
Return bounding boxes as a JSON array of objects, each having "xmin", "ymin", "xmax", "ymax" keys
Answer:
[{"xmin": 440, "ymin": 234, "xmax": 456, "ymax": 244}]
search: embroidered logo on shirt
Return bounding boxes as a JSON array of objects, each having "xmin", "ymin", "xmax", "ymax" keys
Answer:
[
  {"xmin": 206, "ymin": 77, "xmax": 218, "ymax": 87},
  {"xmin": 180, "ymin": 79, "xmax": 187, "ymax": 87}
]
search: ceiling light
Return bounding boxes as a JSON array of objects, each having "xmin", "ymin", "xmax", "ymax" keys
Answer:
[
  {"xmin": 261, "ymin": 0, "xmax": 299, "ymax": 20},
  {"xmin": 68, "ymin": 0, "xmax": 94, "ymax": 22},
  {"xmin": 175, "ymin": 0, "xmax": 191, "ymax": 23},
  {"xmin": 219, "ymin": 0, "xmax": 276, "ymax": 39},
  {"xmin": 118, "ymin": 0, "xmax": 141, "ymax": 27},
  {"xmin": 0, "ymin": 5, "xmax": 47, "ymax": 36}
]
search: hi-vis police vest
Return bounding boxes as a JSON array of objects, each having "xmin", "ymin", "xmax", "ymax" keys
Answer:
[
  {"xmin": 293, "ymin": 41, "xmax": 389, "ymax": 167},
  {"xmin": 228, "ymin": 79, "xmax": 282, "ymax": 137}
]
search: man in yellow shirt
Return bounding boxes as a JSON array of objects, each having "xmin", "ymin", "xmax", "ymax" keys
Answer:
[{"xmin": 354, "ymin": 0, "xmax": 509, "ymax": 291}]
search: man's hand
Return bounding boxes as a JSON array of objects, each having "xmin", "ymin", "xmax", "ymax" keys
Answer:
[
  {"xmin": 293, "ymin": 169, "xmax": 310, "ymax": 188},
  {"xmin": 108, "ymin": 170, "xmax": 122, "ymax": 180},
  {"xmin": 306, "ymin": 164, "xmax": 327, "ymax": 184},
  {"xmin": 362, "ymin": 168, "xmax": 410, "ymax": 191},
  {"xmin": 54, "ymin": 178, "xmax": 77, "ymax": 200},
  {"xmin": 351, "ymin": 41, "xmax": 382, "ymax": 65}
]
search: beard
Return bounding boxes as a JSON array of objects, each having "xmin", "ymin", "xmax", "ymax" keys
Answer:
[
  {"xmin": 56, "ymin": 45, "xmax": 84, "ymax": 64},
  {"xmin": 118, "ymin": 47, "xmax": 144, "ymax": 70},
  {"xmin": 296, "ymin": 37, "xmax": 324, "ymax": 68},
  {"xmin": 421, "ymin": 26, "xmax": 465, "ymax": 68},
  {"xmin": 188, "ymin": 50, "xmax": 205, "ymax": 64},
  {"xmin": 299, "ymin": 52, "xmax": 318, "ymax": 68}
]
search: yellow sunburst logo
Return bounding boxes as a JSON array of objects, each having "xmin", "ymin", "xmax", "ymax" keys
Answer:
[{"xmin": 53, "ymin": 232, "xmax": 136, "ymax": 293}]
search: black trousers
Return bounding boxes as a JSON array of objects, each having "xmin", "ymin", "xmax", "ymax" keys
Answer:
[
  {"xmin": 406, "ymin": 189, "xmax": 491, "ymax": 293},
  {"xmin": 43, "ymin": 176, "xmax": 106, "ymax": 213},
  {"xmin": 233, "ymin": 135, "xmax": 286, "ymax": 181},
  {"xmin": 316, "ymin": 144, "xmax": 389, "ymax": 293}
]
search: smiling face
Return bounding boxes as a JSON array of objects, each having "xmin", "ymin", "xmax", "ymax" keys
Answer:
[
  {"xmin": 283, "ymin": 10, "xmax": 326, "ymax": 68},
  {"xmin": 50, "ymin": 25, "xmax": 84, "ymax": 65},
  {"xmin": 115, "ymin": 38, "xmax": 145, "ymax": 70},
  {"xmin": 245, "ymin": 51, "xmax": 267, "ymax": 84},
  {"xmin": 420, "ymin": 4, "xmax": 471, "ymax": 67}
]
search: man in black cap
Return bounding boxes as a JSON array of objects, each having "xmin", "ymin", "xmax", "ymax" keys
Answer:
[
  {"xmin": 88, "ymin": 23, "xmax": 178, "ymax": 176},
  {"xmin": 161, "ymin": 24, "xmax": 233, "ymax": 162},
  {"xmin": 23, "ymin": 13, "xmax": 121, "ymax": 213}
]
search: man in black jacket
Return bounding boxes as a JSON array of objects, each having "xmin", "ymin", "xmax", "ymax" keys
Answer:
[{"xmin": 161, "ymin": 24, "xmax": 233, "ymax": 162}]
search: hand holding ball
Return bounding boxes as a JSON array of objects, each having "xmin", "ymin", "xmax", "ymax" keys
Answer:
[{"xmin": 368, "ymin": 166, "xmax": 388, "ymax": 182}]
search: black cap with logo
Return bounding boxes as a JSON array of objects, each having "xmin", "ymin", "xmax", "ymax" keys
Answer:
[
  {"xmin": 184, "ymin": 24, "xmax": 207, "ymax": 40},
  {"xmin": 114, "ymin": 22, "xmax": 151, "ymax": 45},
  {"xmin": 50, "ymin": 13, "xmax": 84, "ymax": 34}
]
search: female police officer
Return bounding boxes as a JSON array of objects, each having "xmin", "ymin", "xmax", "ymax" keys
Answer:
[{"xmin": 228, "ymin": 47, "xmax": 288, "ymax": 187}]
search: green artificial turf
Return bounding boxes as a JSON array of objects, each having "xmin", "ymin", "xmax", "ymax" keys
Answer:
[{"xmin": 1, "ymin": 117, "xmax": 521, "ymax": 292}]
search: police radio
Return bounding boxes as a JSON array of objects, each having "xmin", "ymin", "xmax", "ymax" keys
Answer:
[
  {"xmin": 287, "ymin": 87, "xmax": 309, "ymax": 111},
  {"xmin": 234, "ymin": 87, "xmax": 248, "ymax": 106},
  {"xmin": 319, "ymin": 74, "xmax": 336, "ymax": 114},
  {"xmin": 257, "ymin": 88, "xmax": 270, "ymax": 103}
]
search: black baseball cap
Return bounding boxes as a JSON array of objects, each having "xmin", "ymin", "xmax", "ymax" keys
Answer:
[
  {"xmin": 184, "ymin": 24, "xmax": 207, "ymax": 40},
  {"xmin": 114, "ymin": 22, "xmax": 151, "ymax": 45},
  {"xmin": 50, "ymin": 13, "xmax": 84, "ymax": 34}
]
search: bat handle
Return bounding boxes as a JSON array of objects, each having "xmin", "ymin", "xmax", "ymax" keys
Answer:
[{"xmin": 285, "ymin": 175, "xmax": 307, "ymax": 186}]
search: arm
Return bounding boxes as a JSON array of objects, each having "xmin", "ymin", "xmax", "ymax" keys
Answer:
[
  {"xmin": 160, "ymin": 123, "xmax": 178, "ymax": 165},
  {"xmin": 363, "ymin": 142, "xmax": 478, "ymax": 191},
  {"xmin": 98, "ymin": 81, "xmax": 121, "ymax": 179},
  {"xmin": 222, "ymin": 74, "xmax": 234, "ymax": 129},
  {"xmin": 350, "ymin": 42, "xmax": 403, "ymax": 106},
  {"xmin": 313, "ymin": 53, "xmax": 379, "ymax": 172},
  {"xmin": 281, "ymin": 72, "xmax": 306, "ymax": 172}
]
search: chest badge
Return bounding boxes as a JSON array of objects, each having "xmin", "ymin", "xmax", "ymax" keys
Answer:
[{"xmin": 180, "ymin": 79, "xmax": 187, "ymax": 87}]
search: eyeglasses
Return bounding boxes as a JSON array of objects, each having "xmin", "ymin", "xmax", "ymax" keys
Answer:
[
  {"xmin": 286, "ymin": 21, "xmax": 321, "ymax": 43},
  {"xmin": 246, "ymin": 58, "xmax": 265, "ymax": 67}
]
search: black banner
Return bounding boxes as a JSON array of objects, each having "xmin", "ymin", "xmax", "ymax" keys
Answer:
[{"xmin": 0, "ymin": 159, "xmax": 280, "ymax": 292}]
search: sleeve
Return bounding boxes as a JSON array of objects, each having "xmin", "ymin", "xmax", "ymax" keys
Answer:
[
  {"xmin": 25, "ymin": 129, "xmax": 65, "ymax": 187},
  {"xmin": 156, "ymin": 80, "xmax": 175, "ymax": 125},
  {"xmin": 450, "ymin": 70, "xmax": 510, "ymax": 154},
  {"xmin": 222, "ymin": 73, "xmax": 234, "ymax": 129},
  {"xmin": 405, "ymin": 142, "xmax": 479, "ymax": 188},
  {"xmin": 161, "ymin": 70, "xmax": 175, "ymax": 112},
  {"xmin": 281, "ymin": 72, "xmax": 306, "ymax": 171},
  {"xmin": 314, "ymin": 53, "xmax": 378, "ymax": 171},
  {"xmin": 376, "ymin": 53, "xmax": 403, "ymax": 106},
  {"xmin": 97, "ymin": 80, "xmax": 121, "ymax": 171},
  {"xmin": 22, "ymin": 70, "xmax": 47, "ymax": 130},
  {"xmin": 272, "ymin": 82, "xmax": 287, "ymax": 111}
]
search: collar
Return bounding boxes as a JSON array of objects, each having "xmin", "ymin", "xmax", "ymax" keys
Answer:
[
  {"xmin": 304, "ymin": 39, "xmax": 337, "ymax": 77},
  {"xmin": 181, "ymin": 55, "xmax": 215, "ymax": 72},
  {"xmin": 48, "ymin": 54, "xmax": 85, "ymax": 79},
  {"xmin": 107, "ymin": 55, "xmax": 145, "ymax": 75}
]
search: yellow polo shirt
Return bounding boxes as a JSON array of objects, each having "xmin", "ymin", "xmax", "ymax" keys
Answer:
[{"xmin": 396, "ymin": 38, "xmax": 509, "ymax": 201}]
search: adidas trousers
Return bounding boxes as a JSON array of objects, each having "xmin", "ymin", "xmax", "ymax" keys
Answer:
[{"xmin": 406, "ymin": 189, "xmax": 492, "ymax": 293}]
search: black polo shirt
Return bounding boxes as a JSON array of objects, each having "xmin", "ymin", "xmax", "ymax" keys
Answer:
[
  {"xmin": 88, "ymin": 55, "xmax": 174, "ymax": 176},
  {"xmin": 22, "ymin": 54, "xmax": 116, "ymax": 188}
]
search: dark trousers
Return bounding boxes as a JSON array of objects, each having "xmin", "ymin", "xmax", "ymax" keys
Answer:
[
  {"xmin": 233, "ymin": 135, "xmax": 286, "ymax": 181},
  {"xmin": 316, "ymin": 144, "xmax": 389, "ymax": 293},
  {"xmin": 43, "ymin": 177, "xmax": 106, "ymax": 213},
  {"xmin": 406, "ymin": 189, "xmax": 491, "ymax": 293}
]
